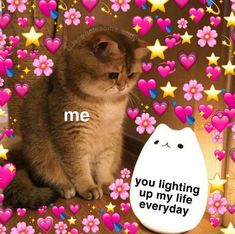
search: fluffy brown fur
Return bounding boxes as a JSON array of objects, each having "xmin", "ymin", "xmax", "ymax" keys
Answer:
[{"xmin": 4, "ymin": 25, "xmax": 149, "ymax": 209}]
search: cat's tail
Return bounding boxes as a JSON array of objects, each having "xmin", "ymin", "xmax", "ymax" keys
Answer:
[{"xmin": 3, "ymin": 168, "xmax": 59, "ymax": 209}]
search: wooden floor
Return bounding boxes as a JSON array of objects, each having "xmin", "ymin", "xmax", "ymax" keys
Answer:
[{"xmin": 4, "ymin": 151, "xmax": 222, "ymax": 234}]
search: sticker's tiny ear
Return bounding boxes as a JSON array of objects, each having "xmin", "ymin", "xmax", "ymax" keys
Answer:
[
  {"xmin": 134, "ymin": 39, "xmax": 150, "ymax": 60},
  {"xmin": 92, "ymin": 34, "xmax": 120, "ymax": 57}
]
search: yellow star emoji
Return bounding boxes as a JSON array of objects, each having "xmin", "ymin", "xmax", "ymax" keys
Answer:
[
  {"xmin": 181, "ymin": 31, "xmax": 193, "ymax": 44},
  {"xmin": 222, "ymin": 61, "xmax": 235, "ymax": 75},
  {"xmin": 0, "ymin": 144, "xmax": 8, "ymax": 160},
  {"xmin": 147, "ymin": 39, "xmax": 167, "ymax": 60},
  {"xmin": 0, "ymin": 109, "xmax": 5, "ymax": 118},
  {"xmin": 22, "ymin": 26, "xmax": 43, "ymax": 47},
  {"xmin": 160, "ymin": 82, "xmax": 177, "ymax": 98},
  {"xmin": 206, "ymin": 53, "xmax": 220, "ymax": 65},
  {"xmin": 67, "ymin": 216, "xmax": 76, "ymax": 225},
  {"xmin": 105, "ymin": 202, "xmax": 116, "ymax": 212},
  {"xmin": 209, "ymin": 173, "xmax": 227, "ymax": 193},
  {"xmin": 147, "ymin": 0, "xmax": 169, "ymax": 12},
  {"xmin": 224, "ymin": 12, "xmax": 235, "ymax": 27},
  {"xmin": 221, "ymin": 223, "xmax": 235, "ymax": 234},
  {"xmin": 204, "ymin": 85, "xmax": 221, "ymax": 102}
]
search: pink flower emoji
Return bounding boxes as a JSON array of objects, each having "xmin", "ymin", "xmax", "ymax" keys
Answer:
[
  {"xmin": 208, "ymin": 193, "xmax": 227, "ymax": 215},
  {"xmin": 121, "ymin": 168, "xmax": 131, "ymax": 179},
  {"xmin": 135, "ymin": 113, "xmax": 156, "ymax": 134},
  {"xmin": 10, "ymin": 222, "xmax": 35, "ymax": 234},
  {"xmin": 109, "ymin": 178, "xmax": 130, "ymax": 200},
  {"xmin": 82, "ymin": 215, "xmax": 100, "ymax": 233},
  {"xmin": 231, "ymin": 0, "xmax": 235, "ymax": 11},
  {"xmin": 0, "ymin": 224, "xmax": 6, "ymax": 234},
  {"xmin": 197, "ymin": 26, "xmax": 218, "ymax": 47},
  {"xmin": 7, "ymin": 0, "xmax": 27, "ymax": 13},
  {"xmin": 183, "ymin": 80, "xmax": 204, "ymax": 101},
  {"xmin": 0, "ymin": 32, "xmax": 7, "ymax": 47},
  {"xmin": 177, "ymin": 18, "xmax": 188, "ymax": 29},
  {"xmin": 33, "ymin": 55, "xmax": 54, "ymax": 77},
  {"xmin": 64, "ymin": 8, "xmax": 81, "ymax": 26},
  {"xmin": 110, "ymin": 0, "xmax": 131, "ymax": 12},
  {"xmin": 212, "ymin": 131, "xmax": 223, "ymax": 143},
  {"xmin": 54, "ymin": 221, "xmax": 68, "ymax": 234}
]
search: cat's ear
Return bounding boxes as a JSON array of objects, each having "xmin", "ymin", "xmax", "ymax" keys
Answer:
[
  {"xmin": 92, "ymin": 35, "xmax": 120, "ymax": 57},
  {"xmin": 134, "ymin": 39, "xmax": 150, "ymax": 60}
]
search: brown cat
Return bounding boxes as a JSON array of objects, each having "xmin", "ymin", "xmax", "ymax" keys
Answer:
[{"xmin": 4, "ymin": 25, "xmax": 149, "ymax": 209}]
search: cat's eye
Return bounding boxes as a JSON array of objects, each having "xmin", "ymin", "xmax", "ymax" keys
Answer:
[
  {"xmin": 108, "ymin": 72, "xmax": 119, "ymax": 79},
  {"xmin": 177, "ymin": 144, "xmax": 184, "ymax": 149},
  {"xmin": 128, "ymin": 73, "xmax": 135, "ymax": 79},
  {"xmin": 154, "ymin": 140, "xmax": 159, "ymax": 144}
]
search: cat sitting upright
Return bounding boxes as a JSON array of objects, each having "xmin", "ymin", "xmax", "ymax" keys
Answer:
[{"xmin": 4, "ymin": 25, "xmax": 149, "ymax": 209}]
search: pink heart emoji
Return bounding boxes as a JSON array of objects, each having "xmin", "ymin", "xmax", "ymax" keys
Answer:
[
  {"xmin": 174, "ymin": 0, "xmax": 189, "ymax": 8},
  {"xmin": 228, "ymin": 205, "xmax": 235, "ymax": 214},
  {"xmin": 0, "ymin": 13, "xmax": 12, "ymax": 29},
  {"xmin": 204, "ymin": 122, "xmax": 214, "ymax": 133},
  {"xmin": 189, "ymin": 8, "xmax": 205, "ymax": 23},
  {"xmin": 37, "ymin": 216, "xmax": 53, "ymax": 233},
  {"xmin": 178, "ymin": 52, "xmax": 197, "ymax": 70},
  {"xmin": 0, "ymin": 194, "xmax": 4, "ymax": 203},
  {"xmin": 38, "ymin": 206, "xmax": 47, "ymax": 215},
  {"xmin": 127, "ymin": 108, "xmax": 139, "ymax": 120},
  {"xmin": 209, "ymin": 217, "xmax": 220, "ymax": 228},
  {"xmin": 29, "ymin": 51, "xmax": 38, "ymax": 60},
  {"xmin": 51, "ymin": 206, "xmax": 65, "ymax": 218},
  {"xmin": 120, "ymin": 203, "xmax": 131, "ymax": 213},
  {"xmin": 17, "ymin": 49, "xmax": 28, "ymax": 60},
  {"xmin": 123, "ymin": 222, "xmax": 139, "ymax": 234},
  {"xmin": 9, "ymin": 36, "xmax": 20, "ymax": 47},
  {"xmin": 85, "ymin": 16, "xmax": 96, "ymax": 27},
  {"xmin": 34, "ymin": 18, "xmax": 46, "ymax": 29},
  {"xmin": 153, "ymin": 101, "xmax": 168, "ymax": 116},
  {"xmin": 38, "ymin": 0, "xmax": 57, "ymax": 17},
  {"xmin": 0, "ymin": 88, "xmax": 12, "ymax": 107},
  {"xmin": 17, "ymin": 208, "xmax": 27, "ymax": 217},
  {"xmin": 4, "ymin": 128, "xmax": 14, "ymax": 138},
  {"xmin": 70, "ymin": 228, "xmax": 79, "ymax": 234},
  {"xmin": 132, "ymin": 16, "xmax": 153, "ymax": 36},
  {"xmin": 102, "ymin": 213, "xmax": 121, "ymax": 231},
  {"xmin": 0, "ymin": 163, "xmax": 16, "ymax": 189},
  {"xmin": 17, "ymin": 17, "xmax": 28, "ymax": 28},
  {"xmin": 69, "ymin": 204, "xmax": 80, "ymax": 215},
  {"xmin": 44, "ymin": 37, "xmax": 62, "ymax": 54},
  {"xmin": 230, "ymin": 148, "xmax": 235, "ymax": 162},
  {"xmin": 5, "ymin": 46, "xmax": 13, "ymax": 52},
  {"xmin": 14, "ymin": 83, "xmax": 30, "ymax": 97},
  {"xmin": 198, "ymin": 104, "xmax": 214, "ymax": 119},
  {"xmin": 157, "ymin": 65, "xmax": 171, "ymax": 78},
  {"xmin": 0, "ymin": 50, "xmax": 9, "ymax": 59},
  {"xmin": 174, "ymin": 105, "xmax": 193, "ymax": 123},
  {"xmin": 137, "ymin": 79, "xmax": 156, "ymax": 97},
  {"xmin": 0, "ymin": 208, "xmax": 13, "ymax": 225},
  {"xmin": 210, "ymin": 16, "xmax": 221, "ymax": 27},
  {"xmin": 224, "ymin": 108, "xmax": 235, "ymax": 119},
  {"xmin": 81, "ymin": 0, "xmax": 99, "ymax": 11},
  {"xmin": 0, "ymin": 58, "xmax": 13, "ymax": 76},
  {"xmin": 211, "ymin": 114, "xmax": 229, "ymax": 132},
  {"xmin": 135, "ymin": 0, "xmax": 146, "ymax": 8},
  {"xmin": 156, "ymin": 18, "xmax": 171, "ymax": 32},
  {"xmin": 165, "ymin": 37, "xmax": 176, "ymax": 48},
  {"xmin": 224, "ymin": 92, "xmax": 235, "ymax": 109},
  {"xmin": 205, "ymin": 66, "xmax": 221, "ymax": 81},
  {"xmin": 141, "ymin": 62, "xmax": 152, "ymax": 73},
  {"xmin": 214, "ymin": 149, "xmax": 225, "ymax": 161}
]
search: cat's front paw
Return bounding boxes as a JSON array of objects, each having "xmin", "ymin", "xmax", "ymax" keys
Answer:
[
  {"xmin": 57, "ymin": 183, "xmax": 76, "ymax": 199},
  {"xmin": 79, "ymin": 185, "xmax": 103, "ymax": 200}
]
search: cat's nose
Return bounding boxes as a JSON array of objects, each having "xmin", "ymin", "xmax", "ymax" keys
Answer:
[{"xmin": 117, "ymin": 76, "xmax": 127, "ymax": 91}]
